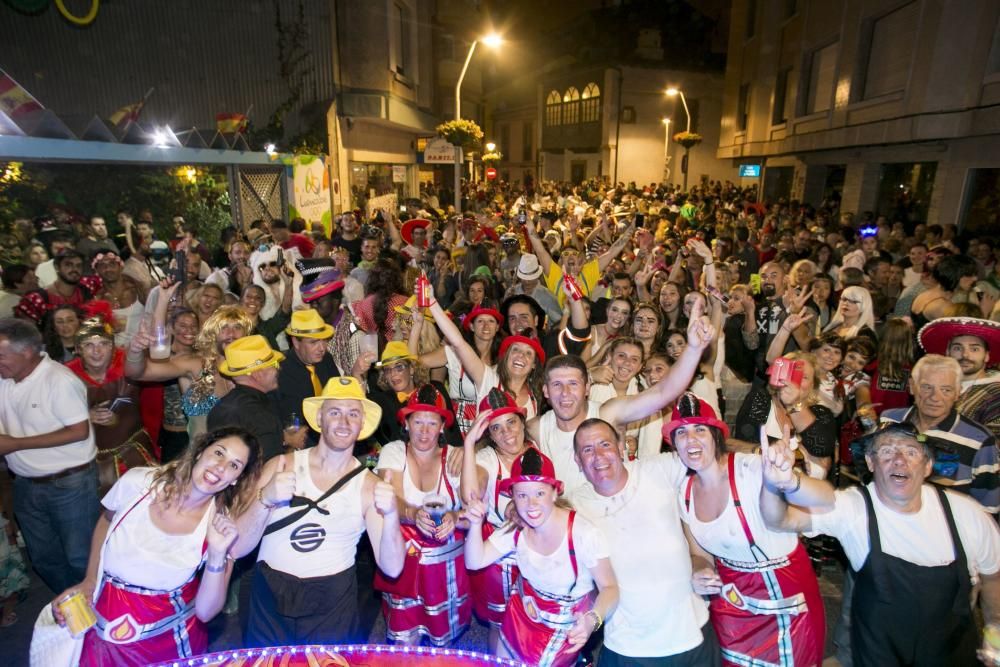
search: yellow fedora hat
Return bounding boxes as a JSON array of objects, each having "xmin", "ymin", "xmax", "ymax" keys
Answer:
[
  {"xmin": 393, "ymin": 295, "xmax": 435, "ymax": 323},
  {"xmin": 218, "ymin": 335, "xmax": 285, "ymax": 377},
  {"xmin": 302, "ymin": 376, "xmax": 382, "ymax": 438},
  {"xmin": 285, "ymin": 308, "xmax": 334, "ymax": 339},
  {"xmin": 374, "ymin": 341, "xmax": 417, "ymax": 368}
]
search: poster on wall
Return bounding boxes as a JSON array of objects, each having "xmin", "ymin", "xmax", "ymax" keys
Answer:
[
  {"xmin": 289, "ymin": 155, "xmax": 333, "ymax": 236},
  {"xmin": 366, "ymin": 192, "xmax": 398, "ymax": 221},
  {"xmin": 392, "ymin": 165, "xmax": 407, "ymax": 183}
]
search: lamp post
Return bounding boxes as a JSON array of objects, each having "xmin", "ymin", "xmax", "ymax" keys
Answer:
[
  {"xmin": 661, "ymin": 118, "xmax": 671, "ymax": 185},
  {"xmin": 666, "ymin": 87, "xmax": 691, "ymax": 190},
  {"xmin": 454, "ymin": 33, "xmax": 502, "ymax": 215}
]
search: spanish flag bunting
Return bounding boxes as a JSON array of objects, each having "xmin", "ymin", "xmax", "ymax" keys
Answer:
[
  {"xmin": 216, "ymin": 112, "xmax": 248, "ymax": 134},
  {"xmin": 0, "ymin": 69, "xmax": 43, "ymax": 119}
]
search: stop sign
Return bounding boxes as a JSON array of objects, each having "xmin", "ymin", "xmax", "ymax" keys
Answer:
[{"xmin": 486, "ymin": 167, "xmax": 497, "ymax": 180}]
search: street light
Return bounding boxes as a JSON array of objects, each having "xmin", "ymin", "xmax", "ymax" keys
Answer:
[
  {"xmin": 661, "ymin": 118, "xmax": 671, "ymax": 185},
  {"xmin": 455, "ymin": 33, "xmax": 502, "ymax": 215},
  {"xmin": 666, "ymin": 87, "xmax": 692, "ymax": 189},
  {"xmin": 665, "ymin": 87, "xmax": 690, "ymax": 132},
  {"xmin": 486, "ymin": 142, "xmax": 496, "ymax": 152}
]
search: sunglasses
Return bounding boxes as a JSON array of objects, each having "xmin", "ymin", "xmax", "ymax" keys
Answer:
[{"xmin": 260, "ymin": 262, "xmax": 279, "ymax": 269}]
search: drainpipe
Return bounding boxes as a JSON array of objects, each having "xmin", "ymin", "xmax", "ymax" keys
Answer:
[{"xmin": 612, "ymin": 66, "xmax": 623, "ymax": 185}]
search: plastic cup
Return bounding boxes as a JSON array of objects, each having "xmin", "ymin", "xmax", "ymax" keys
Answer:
[
  {"xmin": 149, "ymin": 324, "xmax": 171, "ymax": 360},
  {"xmin": 421, "ymin": 493, "xmax": 449, "ymax": 526}
]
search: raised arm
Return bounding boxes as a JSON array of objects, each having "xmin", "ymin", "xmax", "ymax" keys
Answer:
[
  {"xmin": 525, "ymin": 219, "xmax": 555, "ymax": 275},
  {"xmin": 597, "ymin": 221, "xmax": 636, "ymax": 273},
  {"xmin": 461, "ymin": 497, "xmax": 503, "ymax": 569},
  {"xmin": 364, "ymin": 470, "xmax": 405, "ymax": 578},
  {"xmin": 460, "ymin": 413, "xmax": 492, "ymax": 505},
  {"xmin": 408, "ymin": 310, "xmax": 447, "ymax": 369},
  {"xmin": 759, "ymin": 426, "xmax": 834, "ymax": 533},
  {"xmin": 601, "ymin": 300, "xmax": 715, "ymax": 426},
  {"xmin": 423, "ymin": 285, "xmax": 486, "ymax": 386},
  {"xmin": 765, "ymin": 310, "xmax": 813, "ymax": 364},
  {"xmin": 231, "ymin": 453, "xmax": 295, "ymax": 558}
]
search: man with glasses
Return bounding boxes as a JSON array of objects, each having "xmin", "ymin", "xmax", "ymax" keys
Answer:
[
  {"xmin": 760, "ymin": 421, "xmax": 1000, "ymax": 665},
  {"xmin": 881, "ymin": 354, "xmax": 1000, "ymax": 514}
]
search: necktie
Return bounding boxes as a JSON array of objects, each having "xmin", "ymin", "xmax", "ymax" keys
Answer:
[{"xmin": 306, "ymin": 365, "xmax": 322, "ymax": 397}]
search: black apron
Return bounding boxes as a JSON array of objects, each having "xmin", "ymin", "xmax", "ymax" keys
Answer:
[{"xmin": 851, "ymin": 485, "xmax": 978, "ymax": 666}]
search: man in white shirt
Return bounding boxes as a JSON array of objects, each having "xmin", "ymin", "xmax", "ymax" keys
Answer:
[
  {"xmin": 569, "ymin": 418, "xmax": 719, "ymax": 666},
  {"xmin": 760, "ymin": 422, "xmax": 1000, "ymax": 666},
  {"xmin": 0, "ymin": 318, "xmax": 99, "ymax": 593}
]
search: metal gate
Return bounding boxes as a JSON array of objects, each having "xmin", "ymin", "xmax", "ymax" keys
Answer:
[{"xmin": 229, "ymin": 165, "xmax": 288, "ymax": 230}]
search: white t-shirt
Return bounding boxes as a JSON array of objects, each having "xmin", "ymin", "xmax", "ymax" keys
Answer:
[
  {"xmin": 808, "ymin": 484, "xmax": 1000, "ymax": 578},
  {"xmin": 375, "ymin": 440, "xmax": 462, "ymax": 510},
  {"xmin": 537, "ymin": 401, "xmax": 603, "ymax": 495},
  {"xmin": 101, "ymin": 468, "xmax": 213, "ymax": 590},
  {"xmin": 1, "ymin": 355, "xmax": 96, "ymax": 477},
  {"xmin": 679, "ymin": 453, "xmax": 800, "ymax": 562},
  {"xmin": 488, "ymin": 510, "xmax": 608, "ymax": 597},
  {"xmin": 570, "ymin": 456, "xmax": 709, "ymax": 657}
]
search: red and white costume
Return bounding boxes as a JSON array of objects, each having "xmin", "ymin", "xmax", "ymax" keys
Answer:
[
  {"xmin": 444, "ymin": 345, "xmax": 488, "ymax": 436},
  {"xmin": 679, "ymin": 453, "xmax": 824, "ymax": 667},
  {"xmin": 468, "ymin": 446, "xmax": 520, "ymax": 627},
  {"xmin": 488, "ymin": 511, "xmax": 608, "ymax": 667},
  {"xmin": 80, "ymin": 468, "xmax": 214, "ymax": 667},
  {"xmin": 374, "ymin": 441, "xmax": 470, "ymax": 645}
]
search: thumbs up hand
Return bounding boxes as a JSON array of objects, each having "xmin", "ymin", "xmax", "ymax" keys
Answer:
[{"xmin": 261, "ymin": 454, "xmax": 296, "ymax": 507}]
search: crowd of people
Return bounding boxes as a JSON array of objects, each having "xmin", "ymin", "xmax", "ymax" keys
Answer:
[{"xmin": 2, "ymin": 177, "xmax": 1000, "ymax": 666}]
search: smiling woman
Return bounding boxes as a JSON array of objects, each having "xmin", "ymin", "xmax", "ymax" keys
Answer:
[{"xmin": 49, "ymin": 426, "xmax": 263, "ymax": 666}]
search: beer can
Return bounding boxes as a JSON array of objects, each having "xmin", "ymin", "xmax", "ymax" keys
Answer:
[
  {"xmin": 58, "ymin": 590, "xmax": 97, "ymax": 637},
  {"xmin": 564, "ymin": 274, "xmax": 583, "ymax": 301}
]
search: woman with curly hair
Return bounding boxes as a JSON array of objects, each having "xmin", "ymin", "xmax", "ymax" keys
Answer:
[
  {"xmin": 125, "ymin": 287, "xmax": 253, "ymax": 440},
  {"xmin": 352, "ymin": 257, "xmax": 409, "ymax": 353},
  {"xmin": 50, "ymin": 427, "xmax": 263, "ymax": 666}
]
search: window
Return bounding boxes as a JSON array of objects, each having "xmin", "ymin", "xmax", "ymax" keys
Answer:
[
  {"xmin": 563, "ymin": 86, "xmax": 581, "ymax": 125},
  {"xmin": 522, "ymin": 122, "xmax": 533, "ymax": 162},
  {"xmin": 746, "ymin": 0, "xmax": 757, "ymax": 38},
  {"xmin": 862, "ymin": 2, "xmax": 918, "ymax": 99},
  {"xmin": 390, "ymin": 1, "xmax": 413, "ymax": 78},
  {"xmin": 737, "ymin": 83, "xmax": 751, "ymax": 131},
  {"xmin": 581, "ymin": 82, "xmax": 601, "ymax": 123},
  {"xmin": 960, "ymin": 169, "xmax": 1000, "ymax": 232},
  {"xmin": 621, "ymin": 106, "xmax": 636, "ymax": 124},
  {"xmin": 773, "ymin": 68, "xmax": 792, "ymax": 124},
  {"xmin": 804, "ymin": 42, "xmax": 839, "ymax": 114},
  {"xmin": 545, "ymin": 90, "xmax": 562, "ymax": 126}
]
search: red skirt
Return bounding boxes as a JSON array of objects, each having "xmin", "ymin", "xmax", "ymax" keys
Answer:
[
  {"xmin": 500, "ymin": 577, "xmax": 594, "ymax": 667},
  {"xmin": 711, "ymin": 542, "xmax": 824, "ymax": 667},
  {"xmin": 80, "ymin": 573, "xmax": 205, "ymax": 667},
  {"xmin": 469, "ymin": 522, "xmax": 520, "ymax": 628},
  {"xmin": 374, "ymin": 524, "xmax": 471, "ymax": 646}
]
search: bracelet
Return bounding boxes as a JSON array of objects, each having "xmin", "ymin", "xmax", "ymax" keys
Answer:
[
  {"xmin": 257, "ymin": 487, "xmax": 276, "ymax": 510},
  {"xmin": 205, "ymin": 560, "xmax": 227, "ymax": 573},
  {"xmin": 782, "ymin": 471, "xmax": 802, "ymax": 495},
  {"xmin": 586, "ymin": 609, "xmax": 603, "ymax": 630}
]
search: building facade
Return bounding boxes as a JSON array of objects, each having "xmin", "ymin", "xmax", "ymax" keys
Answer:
[
  {"xmin": 536, "ymin": 64, "xmax": 736, "ymax": 187},
  {"xmin": 718, "ymin": 0, "xmax": 1000, "ymax": 231}
]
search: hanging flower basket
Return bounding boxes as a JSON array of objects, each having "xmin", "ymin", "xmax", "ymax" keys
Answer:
[
  {"xmin": 673, "ymin": 131, "xmax": 703, "ymax": 149},
  {"xmin": 436, "ymin": 119, "xmax": 484, "ymax": 150},
  {"xmin": 482, "ymin": 151, "xmax": 502, "ymax": 164}
]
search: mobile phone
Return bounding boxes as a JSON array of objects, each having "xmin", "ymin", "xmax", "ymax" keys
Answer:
[
  {"xmin": 706, "ymin": 286, "xmax": 730, "ymax": 305},
  {"xmin": 634, "ymin": 213, "xmax": 645, "ymax": 227},
  {"xmin": 768, "ymin": 357, "xmax": 805, "ymax": 388},
  {"xmin": 276, "ymin": 247, "xmax": 285, "ymax": 269},
  {"xmin": 172, "ymin": 250, "xmax": 187, "ymax": 285},
  {"xmin": 517, "ymin": 209, "xmax": 527, "ymax": 226}
]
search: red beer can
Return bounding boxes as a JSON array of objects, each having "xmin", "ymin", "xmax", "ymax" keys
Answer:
[{"xmin": 564, "ymin": 274, "xmax": 584, "ymax": 301}]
